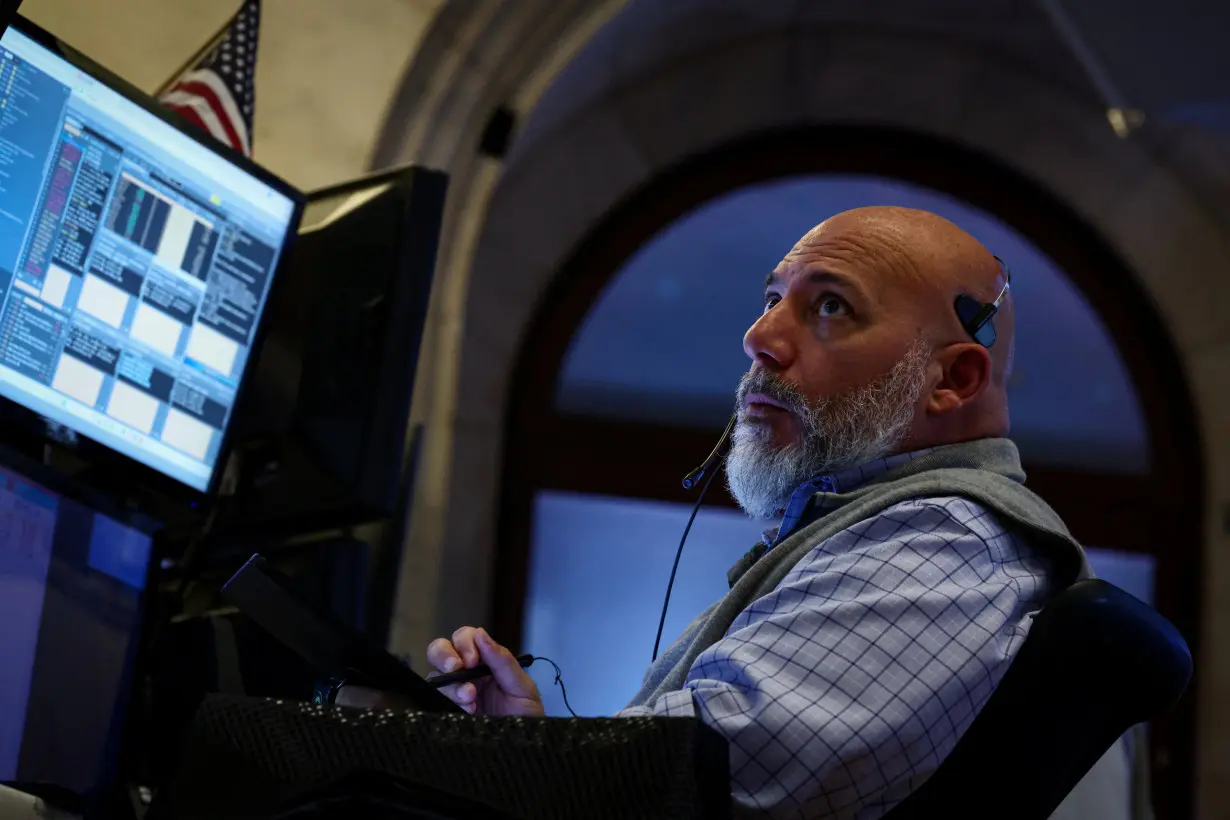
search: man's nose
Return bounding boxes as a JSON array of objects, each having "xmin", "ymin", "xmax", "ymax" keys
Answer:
[{"xmin": 743, "ymin": 306, "xmax": 796, "ymax": 371}]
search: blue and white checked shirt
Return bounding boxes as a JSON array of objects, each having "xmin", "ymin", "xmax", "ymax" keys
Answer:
[{"xmin": 618, "ymin": 450, "xmax": 1054, "ymax": 819}]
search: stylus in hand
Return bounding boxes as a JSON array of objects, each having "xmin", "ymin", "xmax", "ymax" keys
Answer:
[{"xmin": 428, "ymin": 653, "xmax": 535, "ymax": 688}]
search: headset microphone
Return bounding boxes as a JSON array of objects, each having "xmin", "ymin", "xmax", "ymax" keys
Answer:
[
  {"xmin": 652, "ymin": 413, "xmax": 737, "ymax": 663},
  {"xmin": 681, "ymin": 415, "xmax": 737, "ymax": 489}
]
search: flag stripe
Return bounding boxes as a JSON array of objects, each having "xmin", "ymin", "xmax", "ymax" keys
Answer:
[
  {"xmin": 168, "ymin": 80, "xmax": 247, "ymax": 156},
  {"xmin": 156, "ymin": 0, "xmax": 260, "ymax": 157},
  {"xmin": 162, "ymin": 100, "xmax": 214, "ymax": 141},
  {"xmin": 176, "ymin": 69, "xmax": 252, "ymax": 156},
  {"xmin": 160, "ymin": 90, "xmax": 239, "ymax": 152}
]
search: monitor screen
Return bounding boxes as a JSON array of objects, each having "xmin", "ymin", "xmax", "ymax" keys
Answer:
[
  {"xmin": 0, "ymin": 460, "xmax": 154, "ymax": 794},
  {"xmin": 0, "ymin": 23, "xmax": 298, "ymax": 492}
]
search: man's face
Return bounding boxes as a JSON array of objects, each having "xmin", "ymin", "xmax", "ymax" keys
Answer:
[{"xmin": 724, "ymin": 220, "xmax": 936, "ymax": 519}]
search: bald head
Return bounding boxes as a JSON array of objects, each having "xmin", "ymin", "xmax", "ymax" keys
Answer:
[
  {"xmin": 726, "ymin": 206, "xmax": 1016, "ymax": 517},
  {"xmin": 792, "ymin": 207, "xmax": 1014, "ymax": 386}
]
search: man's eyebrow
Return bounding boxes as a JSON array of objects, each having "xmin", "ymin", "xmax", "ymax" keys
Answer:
[{"xmin": 764, "ymin": 269, "xmax": 863, "ymax": 295}]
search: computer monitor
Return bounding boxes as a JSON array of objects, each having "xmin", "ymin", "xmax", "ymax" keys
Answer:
[
  {"xmin": 231, "ymin": 166, "xmax": 445, "ymax": 532},
  {"xmin": 0, "ymin": 17, "xmax": 302, "ymax": 498},
  {"xmin": 0, "ymin": 451, "xmax": 156, "ymax": 798}
]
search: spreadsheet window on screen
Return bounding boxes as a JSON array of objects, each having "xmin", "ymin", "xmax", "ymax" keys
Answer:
[{"xmin": 0, "ymin": 26, "xmax": 295, "ymax": 491}]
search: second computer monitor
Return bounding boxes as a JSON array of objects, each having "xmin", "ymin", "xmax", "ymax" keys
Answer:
[
  {"xmin": 235, "ymin": 166, "xmax": 446, "ymax": 531},
  {"xmin": 0, "ymin": 454, "xmax": 155, "ymax": 796}
]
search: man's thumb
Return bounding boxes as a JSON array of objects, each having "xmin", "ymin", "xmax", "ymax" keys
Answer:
[{"xmin": 475, "ymin": 628, "xmax": 537, "ymax": 698}]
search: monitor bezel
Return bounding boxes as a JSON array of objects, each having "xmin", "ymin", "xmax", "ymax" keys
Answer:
[{"xmin": 0, "ymin": 14, "xmax": 305, "ymax": 507}]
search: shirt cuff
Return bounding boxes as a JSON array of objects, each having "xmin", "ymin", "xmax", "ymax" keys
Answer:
[{"xmin": 615, "ymin": 688, "xmax": 697, "ymax": 718}]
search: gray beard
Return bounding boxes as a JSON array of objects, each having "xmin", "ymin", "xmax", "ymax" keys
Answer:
[{"xmin": 724, "ymin": 341, "xmax": 932, "ymax": 519}]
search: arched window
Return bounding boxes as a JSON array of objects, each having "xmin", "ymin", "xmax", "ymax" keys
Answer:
[
  {"xmin": 494, "ymin": 129, "xmax": 1201, "ymax": 811},
  {"xmin": 524, "ymin": 175, "xmax": 1154, "ymax": 717},
  {"xmin": 556, "ymin": 175, "xmax": 1150, "ymax": 473}
]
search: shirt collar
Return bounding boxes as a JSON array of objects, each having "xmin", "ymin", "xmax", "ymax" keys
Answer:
[
  {"xmin": 766, "ymin": 447, "xmax": 936, "ymax": 546},
  {"xmin": 824, "ymin": 447, "xmax": 938, "ymax": 493}
]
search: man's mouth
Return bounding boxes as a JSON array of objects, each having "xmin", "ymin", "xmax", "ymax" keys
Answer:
[{"xmin": 743, "ymin": 392, "xmax": 792, "ymax": 417}]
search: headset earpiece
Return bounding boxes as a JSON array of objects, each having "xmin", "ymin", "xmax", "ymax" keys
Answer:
[
  {"xmin": 955, "ymin": 294, "xmax": 999, "ymax": 348},
  {"xmin": 954, "ymin": 255, "xmax": 1011, "ymax": 349}
]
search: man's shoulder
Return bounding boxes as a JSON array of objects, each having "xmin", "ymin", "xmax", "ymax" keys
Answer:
[
  {"xmin": 760, "ymin": 493, "xmax": 1053, "ymax": 621},
  {"xmin": 791, "ymin": 494, "xmax": 1039, "ymax": 577},
  {"xmin": 872, "ymin": 494, "xmax": 1012, "ymax": 542},
  {"xmin": 875, "ymin": 465, "xmax": 1073, "ymax": 541},
  {"xmin": 848, "ymin": 494, "xmax": 1011, "ymax": 542}
]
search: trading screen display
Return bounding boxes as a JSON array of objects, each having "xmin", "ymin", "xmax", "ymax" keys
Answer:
[
  {"xmin": 0, "ymin": 462, "xmax": 152, "ymax": 792},
  {"xmin": 0, "ymin": 26, "xmax": 295, "ymax": 490}
]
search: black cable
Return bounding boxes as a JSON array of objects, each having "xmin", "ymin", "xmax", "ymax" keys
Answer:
[
  {"xmin": 530, "ymin": 655, "xmax": 577, "ymax": 718},
  {"xmin": 651, "ymin": 463, "xmax": 720, "ymax": 663}
]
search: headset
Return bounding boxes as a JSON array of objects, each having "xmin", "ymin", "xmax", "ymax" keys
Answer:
[
  {"xmin": 954, "ymin": 255, "xmax": 1012, "ymax": 348},
  {"xmin": 650, "ymin": 257, "xmax": 1013, "ymax": 662}
]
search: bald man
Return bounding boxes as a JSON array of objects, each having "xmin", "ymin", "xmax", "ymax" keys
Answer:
[{"xmin": 344, "ymin": 208, "xmax": 1139, "ymax": 818}]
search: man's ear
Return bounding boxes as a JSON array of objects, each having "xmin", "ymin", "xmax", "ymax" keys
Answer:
[{"xmin": 926, "ymin": 343, "xmax": 993, "ymax": 415}]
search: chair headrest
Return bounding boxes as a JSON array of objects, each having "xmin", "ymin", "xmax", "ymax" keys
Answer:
[
  {"xmin": 882, "ymin": 578, "xmax": 1191, "ymax": 820},
  {"xmin": 1026, "ymin": 579, "xmax": 1191, "ymax": 722}
]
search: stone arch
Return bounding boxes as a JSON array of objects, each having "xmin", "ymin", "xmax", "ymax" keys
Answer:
[
  {"xmin": 374, "ymin": 3, "xmax": 1230, "ymax": 814},
  {"xmin": 498, "ymin": 124, "xmax": 1203, "ymax": 818}
]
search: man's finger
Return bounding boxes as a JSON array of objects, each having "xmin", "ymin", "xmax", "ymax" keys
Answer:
[
  {"xmin": 452, "ymin": 626, "xmax": 480, "ymax": 667},
  {"xmin": 474, "ymin": 628, "xmax": 539, "ymax": 699},
  {"xmin": 425, "ymin": 637, "xmax": 463, "ymax": 673},
  {"xmin": 424, "ymin": 672, "xmax": 477, "ymax": 706}
]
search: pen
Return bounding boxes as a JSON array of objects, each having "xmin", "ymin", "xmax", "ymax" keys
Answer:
[{"xmin": 428, "ymin": 654, "xmax": 535, "ymax": 688}]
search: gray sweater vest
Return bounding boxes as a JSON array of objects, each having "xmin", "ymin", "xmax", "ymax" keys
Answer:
[{"xmin": 626, "ymin": 437, "xmax": 1093, "ymax": 709}]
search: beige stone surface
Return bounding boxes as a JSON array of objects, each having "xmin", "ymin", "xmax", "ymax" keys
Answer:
[
  {"xmin": 1188, "ymin": 338, "xmax": 1230, "ymax": 816},
  {"xmin": 1101, "ymin": 172, "xmax": 1230, "ymax": 353},
  {"xmin": 793, "ymin": 30, "xmax": 976, "ymax": 138},
  {"xmin": 21, "ymin": 0, "xmax": 234, "ymax": 89},
  {"xmin": 20, "ymin": 0, "xmax": 443, "ymax": 190},
  {"xmin": 957, "ymin": 69, "xmax": 1156, "ymax": 222},
  {"xmin": 609, "ymin": 32, "xmax": 804, "ymax": 169}
]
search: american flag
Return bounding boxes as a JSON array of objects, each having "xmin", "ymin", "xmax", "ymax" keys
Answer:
[{"xmin": 158, "ymin": 0, "xmax": 260, "ymax": 157}]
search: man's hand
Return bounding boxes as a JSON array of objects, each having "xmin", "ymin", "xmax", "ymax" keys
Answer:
[
  {"xmin": 425, "ymin": 627, "xmax": 544, "ymax": 716},
  {"xmin": 335, "ymin": 627, "xmax": 544, "ymax": 717}
]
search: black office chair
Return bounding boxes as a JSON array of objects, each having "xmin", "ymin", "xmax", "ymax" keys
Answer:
[{"xmin": 885, "ymin": 579, "xmax": 1192, "ymax": 820}]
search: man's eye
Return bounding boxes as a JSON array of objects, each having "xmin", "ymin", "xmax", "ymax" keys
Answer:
[
  {"xmin": 817, "ymin": 295, "xmax": 849, "ymax": 317},
  {"xmin": 763, "ymin": 294, "xmax": 780, "ymax": 313}
]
